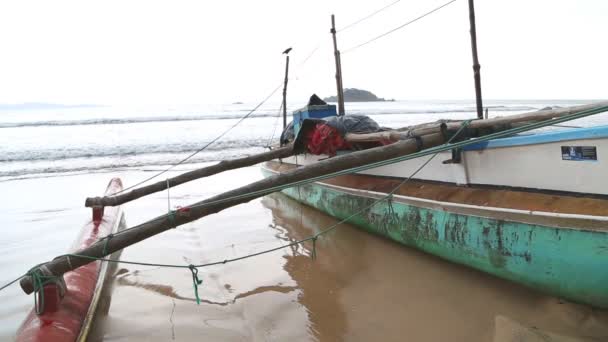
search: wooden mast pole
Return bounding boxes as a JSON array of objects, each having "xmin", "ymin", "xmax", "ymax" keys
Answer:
[
  {"xmin": 331, "ymin": 14, "xmax": 345, "ymax": 116},
  {"xmin": 282, "ymin": 53, "xmax": 290, "ymax": 129},
  {"xmin": 468, "ymin": 0, "xmax": 483, "ymax": 120}
]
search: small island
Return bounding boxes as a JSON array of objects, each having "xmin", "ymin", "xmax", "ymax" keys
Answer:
[{"xmin": 323, "ymin": 88, "xmax": 394, "ymax": 102}]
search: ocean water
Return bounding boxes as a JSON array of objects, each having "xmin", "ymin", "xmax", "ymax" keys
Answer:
[
  {"xmin": 1, "ymin": 99, "xmax": 608, "ymax": 341},
  {"xmin": 2, "ymin": 99, "xmax": 605, "ymax": 183}
]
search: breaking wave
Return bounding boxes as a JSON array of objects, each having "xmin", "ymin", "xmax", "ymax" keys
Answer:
[
  {"xmin": 0, "ymin": 138, "xmax": 270, "ymax": 163},
  {"xmin": 0, "ymin": 145, "xmax": 266, "ymax": 180},
  {"xmin": 0, "ymin": 113, "xmax": 280, "ymax": 128},
  {"xmin": 0, "ymin": 105, "xmax": 539, "ymax": 129}
]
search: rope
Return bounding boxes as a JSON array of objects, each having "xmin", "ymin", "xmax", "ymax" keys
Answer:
[
  {"xmin": 101, "ymin": 234, "xmax": 114, "ymax": 255},
  {"xmin": 265, "ymin": 102, "xmax": 284, "ymax": 148},
  {"xmin": 338, "ymin": 0, "xmax": 402, "ymax": 33},
  {"xmin": 298, "ymin": 44, "xmax": 321, "ymax": 67},
  {"xmin": 189, "ymin": 265, "xmax": 203, "ymax": 305},
  {"xmin": 112, "ymin": 82, "xmax": 283, "ymax": 195},
  {"xmin": 343, "ymin": 0, "xmax": 459, "ymax": 54},
  {"xmin": 28, "ymin": 267, "xmax": 60, "ymax": 315},
  {"xmin": 166, "ymin": 179, "xmax": 171, "ymax": 213},
  {"xmin": 0, "ymin": 274, "xmax": 24, "ymax": 292}
]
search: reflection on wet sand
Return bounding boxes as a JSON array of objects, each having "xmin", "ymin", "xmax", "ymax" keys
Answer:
[{"xmin": 262, "ymin": 193, "xmax": 608, "ymax": 342}]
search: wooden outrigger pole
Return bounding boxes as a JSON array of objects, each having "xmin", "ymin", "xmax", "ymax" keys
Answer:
[{"xmin": 85, "ymin": 144, "xmax": 295, "ymax": 208}]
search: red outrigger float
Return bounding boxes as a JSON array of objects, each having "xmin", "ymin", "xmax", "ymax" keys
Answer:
[{"xmin": 16, "ymin": 178, "xmax": 125, "ymax": 342}]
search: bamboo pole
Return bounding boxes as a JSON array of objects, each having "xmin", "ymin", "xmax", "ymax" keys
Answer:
[
  {"xmin": 468, "ymin": 0, "xmax": 484, "ymax": 119},
  {"xmin": 348, "ymin": 101, "xmax": 608, "ymax": 143},
  {"xmin": 21, "ymin": 133, "xmax": 445, "ymax": 294},
  {"xmin": 393, "ymin": 101, "xmax": 608, "ymax": 139},
  {"xmin": 85, "ymin": 144, "xmax": 295, "ymax": 208},
  {"xmin": 282, "ymin": 54, "xmax": 290, "ymax": 129},
  {"xmin": 331, "ymin": 14, "xmax": 345, "ymax": 116},
  {"xmin": 446, "ymin": 101, "xmax": 608, "ymax": 130},
  {"xmin": 344, "ymin": 131, "xmax": 403, "ymax": 143}
]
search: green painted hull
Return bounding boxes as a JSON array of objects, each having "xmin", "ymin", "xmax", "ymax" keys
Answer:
[{"xmin": 262, "ymin": 169, "xmax": 608, "ymax": 308}]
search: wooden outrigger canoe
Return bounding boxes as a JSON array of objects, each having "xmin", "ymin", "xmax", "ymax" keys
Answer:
[
  {"xmin": 262, "ymin": 125, "xmax": 608, "ymax": 308},
  {"xmin": 15, "ymin": 178, "xmax": 125, "ymax": 342}
]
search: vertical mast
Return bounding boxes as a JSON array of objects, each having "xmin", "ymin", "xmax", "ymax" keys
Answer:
[
  {"xmin": 468, "ymin": 0, "xmax": 483, "ymax": 119},
  {"xmin": 331, "ymin": 14, "xmax": 345, "ymax": 116},
  {"xmin": 282, "ymin": 53, "xmax": 290, "ymax": 129}
]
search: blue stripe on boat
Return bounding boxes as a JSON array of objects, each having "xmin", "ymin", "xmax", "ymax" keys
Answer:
[{"xmin": 462, "ymin": 125, "xmax": 608, "ymax": 151}]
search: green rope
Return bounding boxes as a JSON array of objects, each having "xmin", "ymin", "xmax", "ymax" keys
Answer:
[
  {"xmin": 167, "ymin": 210, "xmax": 176, "ymax": 224},
  {"xmin": 101, "ymin": 234, "xmax": 114, "ymax": 256},
  {"xmin": 28, "ymin": 267, "xmax": 59, "ymax": 315},
  {"xmin": 188, "ymin": 265, "xmax": 203, "ymax": 305}
]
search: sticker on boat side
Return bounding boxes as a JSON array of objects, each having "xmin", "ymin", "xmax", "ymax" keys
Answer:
[{"xmin": 561, "ymin": 146, "xmax": 597, "ymax": 161}]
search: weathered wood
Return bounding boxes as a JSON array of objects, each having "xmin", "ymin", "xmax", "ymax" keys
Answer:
[
  {"xmin": 85, "ymin": 144, "xmax": 295, "ymax": 208},
  {"xmin": 468, "ymin": 0, "xmax": 484, "ymax": 119},
  {"xmin": 331, "ymin": 14, "xmax": 345, "ymax": 116},
  {"xmin": 345, "ymin": 131, "xmax": 402, "ymax": 143},
  {"xmin": 21, "ymin": 133, "xmax": 445, "ymax": 294},
  {"xmin": 394, "ymin": 101, "xmax": 608, "ymax": 138},
  {"xmin": 282, "ymin": 54, "xmax": 290, "ymax": 129},
  {"xmin": 447, "ymin": 101, "xmax": 608, "ymax": 130},
  {"xmin": 345, "ymin": 101, "xmax": 608, "ymax": 143}
]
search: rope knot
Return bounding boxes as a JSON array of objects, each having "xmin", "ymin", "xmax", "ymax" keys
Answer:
[
  {"xmin": 188, "ymin": 264, "xmax": 203, "ymax": 305},
  {"xmin": 28, "ymin": 265, "xmax": 66, "ymax": 315},
  {"xmin": 311, "ymin": 236, "xmax": 318, "ymax": 260},
  {"xmin": 100, "ymin": 233, "xmax": 114, "ymax": 255}
]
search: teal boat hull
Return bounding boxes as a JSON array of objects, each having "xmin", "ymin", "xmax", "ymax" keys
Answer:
[{"xmin": 262, "ymin": 168, "xmax": 608, "ymax": 308}]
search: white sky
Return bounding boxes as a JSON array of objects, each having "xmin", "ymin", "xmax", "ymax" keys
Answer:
[{"xmin": 0, "ymin": 0, "xmax": 606, "ymax": 105}]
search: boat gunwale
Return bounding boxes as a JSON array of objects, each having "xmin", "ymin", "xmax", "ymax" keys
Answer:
[
  {"xmin": 262, "ymin": 163, "xmax": 608, "ymax": 232},
  {"xmin": 76, "ymin": 209, "xmax": 125, "ymax": 342}
]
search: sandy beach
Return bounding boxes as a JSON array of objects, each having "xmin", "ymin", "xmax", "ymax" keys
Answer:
[{"xmin": 2, "ymin": 164, "xmax": 608, "ymax": 341}]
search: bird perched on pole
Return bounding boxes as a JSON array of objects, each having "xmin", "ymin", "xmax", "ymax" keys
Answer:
[{"xmin": 282, "ymin": 47, "xmax": 292, "ymax": 54}]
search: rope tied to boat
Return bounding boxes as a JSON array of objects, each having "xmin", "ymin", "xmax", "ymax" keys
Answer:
[
  {"xmin": 166, "ymin": 179, "xmax": 176, "ymax": 226},
  {"xmin": 188, "ymin": 264, "xmax": 203, "ymax": 305},
  {"xmin": 28, "ymin": 265, "xmax": 65, "ymax": 315},
  {"xmin": 100, "ymin": 233, "xmax": 114, "ymax": 256}
]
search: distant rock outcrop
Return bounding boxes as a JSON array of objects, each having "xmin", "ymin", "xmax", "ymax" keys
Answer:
[{"xmin": 323, "ymin": 88, "xmax": 394, "ymax": 102}]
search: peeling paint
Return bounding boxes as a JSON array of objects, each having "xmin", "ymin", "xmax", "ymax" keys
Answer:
[{"xmin": 265, "ymin": 169, "xmax": 608, "ymax": 308}]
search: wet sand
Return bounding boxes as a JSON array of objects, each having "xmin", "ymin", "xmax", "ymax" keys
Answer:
[{"xmin": 2, "ymin": 165, "xmax": 608, "ymax": 341}]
